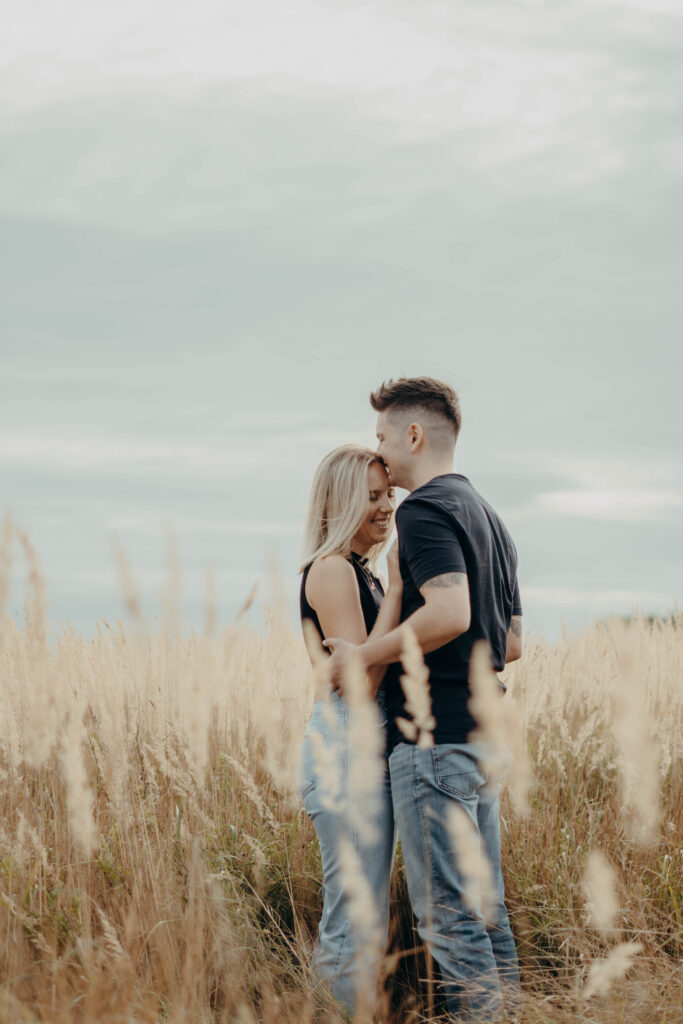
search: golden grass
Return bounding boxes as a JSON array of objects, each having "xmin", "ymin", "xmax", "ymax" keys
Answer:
[{"xmin": 0, "ymin": 528, "xmax": 681, "ymax": 1022}]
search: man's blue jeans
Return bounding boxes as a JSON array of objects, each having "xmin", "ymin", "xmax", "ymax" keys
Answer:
[
  {"xmin": 298, "ymin": 693, "xmax": 395, "ymax": 1012},
  {"xmin": 389, "ymin": 741, "xmax": 520, "ymax": 1021}
]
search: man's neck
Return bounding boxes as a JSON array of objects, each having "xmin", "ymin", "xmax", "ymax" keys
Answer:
[{"xmin": 406, "ymin": 460, "xmax": 455, "ymax": 493}]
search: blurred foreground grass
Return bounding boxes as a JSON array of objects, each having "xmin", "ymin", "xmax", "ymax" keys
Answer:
[{"xmin": 0, "ymin": 533, "xmax": 681, "ymax": 1022}]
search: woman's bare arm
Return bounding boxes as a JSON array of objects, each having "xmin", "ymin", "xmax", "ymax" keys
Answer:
[
  {"xmin": 305, "ymin": 556, "xmax": 368, "ymax": 648},
  {"xmin": 306, "ymin": 542, "xmax": 403, "ymax": 699}
]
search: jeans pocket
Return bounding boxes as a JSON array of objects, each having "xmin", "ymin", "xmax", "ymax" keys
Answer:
[
  {"xmin": 432, "ymin": 746, "xmax": 486, "ymax": 800},
  {"xmin": 299, "ymin": 776, "xmax": 316, "ymax": 801}
]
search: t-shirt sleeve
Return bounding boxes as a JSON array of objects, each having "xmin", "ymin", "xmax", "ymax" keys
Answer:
[
  {"xmin": 397, "ymin": 498, "xmax": 466, "ymax": 590},
  {"xmin": 512, "ymin": 577, "xmax": 523, "ymax": 616}
]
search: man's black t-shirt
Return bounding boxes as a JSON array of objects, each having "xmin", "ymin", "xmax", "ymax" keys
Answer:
[{"xmin": 384, "ymin": 473, "xmax": 522, "ymax": 751}]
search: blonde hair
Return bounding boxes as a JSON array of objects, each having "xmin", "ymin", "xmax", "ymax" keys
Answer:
[{"xmin": 299, "ymin": 445, "xmax": 391, "ymax": 572}]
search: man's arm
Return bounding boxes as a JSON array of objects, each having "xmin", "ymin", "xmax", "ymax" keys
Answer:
[
  {"xmin": 364, "ymin": 537, "xmax": 404, "ymax": 695},
  {"xmin": 325, "ymin": 572, "xmax": 470, "ymax": 680},
  {"xmin": 505, "ymin": 615, "xmax": 523, "ymax": 663},
  {"xmin": 365, "ymin": 585, "xmax": 403, "ymax": 695}
]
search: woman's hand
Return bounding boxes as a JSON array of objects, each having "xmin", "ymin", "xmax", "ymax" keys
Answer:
[{"xmin": 386, "ymin": 539, "xmax": 402, "ymax": 592}]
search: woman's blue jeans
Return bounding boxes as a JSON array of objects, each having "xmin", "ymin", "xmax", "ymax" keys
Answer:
[
  {"xmin": 297, "ymin": 692, "xmax": 395, "ymax": 1013},
  {"xmin": 389, "ymin": 741, "xmax": 520, "ymax": 1022}
]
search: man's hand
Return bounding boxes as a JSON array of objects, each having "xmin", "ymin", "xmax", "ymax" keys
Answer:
[{"xmin": 322, "ymin": 637, "xmax": 360, "ymax": 693}]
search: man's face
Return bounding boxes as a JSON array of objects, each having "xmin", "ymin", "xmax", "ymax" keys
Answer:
[{"xmin": 375, "ymin": 410, "xmax": 409, "ymax": 488}]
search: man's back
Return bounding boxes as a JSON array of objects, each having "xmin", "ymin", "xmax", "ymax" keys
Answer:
[{"xmin": 385, "ymin": 473, "xmax": 522, "ymax": 749}]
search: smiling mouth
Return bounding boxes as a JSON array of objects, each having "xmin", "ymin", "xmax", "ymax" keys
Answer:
[{"xmin": 371, "ymin": 518, "xmax": 390, "ymax": 529}]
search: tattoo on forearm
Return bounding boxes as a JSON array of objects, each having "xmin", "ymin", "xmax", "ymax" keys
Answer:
[
  {"xmin": 422, "ymin": 572, "xmax": 467, "ymax": 589},
  {"xmin": 510, "ymin": 618, "xmax": 523, "ymax": 638}
]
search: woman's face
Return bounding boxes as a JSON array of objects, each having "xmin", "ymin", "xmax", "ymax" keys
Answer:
[{"xmin": 351, "ymin": 460, "xmax": 395, "ymax": 553}]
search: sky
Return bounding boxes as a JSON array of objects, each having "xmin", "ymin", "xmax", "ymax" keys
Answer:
[{"xmin": 1, "ymin": 0, "xmax": 682, "ymax": 640}]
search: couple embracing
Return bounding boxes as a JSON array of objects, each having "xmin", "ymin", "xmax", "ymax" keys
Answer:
[{"xmin": 297, "ymin": 377, "xmax": 523, "ymax": 1022}]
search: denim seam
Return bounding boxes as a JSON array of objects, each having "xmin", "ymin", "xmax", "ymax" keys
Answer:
[
  {"xmin": 300, "ymin": 779, "xmax": 316, "ymax": 800},
  {"xmin": 330, "ymin": 917, "xmax": 352, "ymax": 988},
  {"xmin": 412, "ymin": 747, "xmax": 431, "ymax": 915}
]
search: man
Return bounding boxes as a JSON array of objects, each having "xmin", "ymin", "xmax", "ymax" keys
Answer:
[{"xmin": 324, "ymin": 376, "xmax": 523, "ymax": 1022}]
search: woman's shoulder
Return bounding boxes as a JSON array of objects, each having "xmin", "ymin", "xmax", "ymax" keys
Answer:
[{"xmin": 307, "ymin": 553, "xmax": 356, "ymax": 586}]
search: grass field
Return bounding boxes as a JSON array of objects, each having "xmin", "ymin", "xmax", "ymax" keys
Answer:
[{"xmin": 0, "ymin": 527, "xmax": 681, "ymax": 1022}]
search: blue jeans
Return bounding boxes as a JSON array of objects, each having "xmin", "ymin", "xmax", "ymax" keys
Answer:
[
  {"xmin": 297, "ymin": 692, "xmax": 395, "ymax": 1012},
  {"xmin": 389, "ymin": 741, "xmax": 520, "ymax": 1022}
]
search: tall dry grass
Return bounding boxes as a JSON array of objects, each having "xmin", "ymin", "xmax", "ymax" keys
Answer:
[{"xmin": 0, "ymin": 522, "xmax": 681, "ymax": 1023}]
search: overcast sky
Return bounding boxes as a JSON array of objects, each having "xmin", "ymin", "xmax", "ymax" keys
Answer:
[{"xmin": 1, "ymin": 0, "xmax": 681, "ymax": 639}]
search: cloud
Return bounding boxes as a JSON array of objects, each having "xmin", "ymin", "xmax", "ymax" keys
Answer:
[
  {"xmin": 2, "ymin": 0, "xmax": 682, "ymax": 228},
  {"xmin": 498, "ymin": 453, "xmax": 683, "ymax": 523},
  {"xmin": 43, "ymin": 565, "xmax": 263, "ymax": 607},
  {"xmin": 106, "ymin": 514, "xmax": 300, "ymax": 537},
  {"xmin": 535, "ymin": 454, "xmax": 682, "ymax": 489},
  {"xmin": 1, "ymin": 0, "xmax": 681, "ymax": 637},
  {"xmin": 0, "ymin": 427, "xmax": 369, "ymax": 479},
  {"xmin": 536, "ymin": 488, "xmax": 683, "ymax": 522},
  {"xmin": 591, "ymin": 0, "xmax": 682, "ymax": 11},
  {"xmin": 0, "ymin": 431, "xmax": 272, "ymax": 477}
]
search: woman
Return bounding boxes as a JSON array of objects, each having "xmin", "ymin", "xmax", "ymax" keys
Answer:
[{"xmin": 297, "ymin": 444, "xmax": 402, "ymax": 1013}]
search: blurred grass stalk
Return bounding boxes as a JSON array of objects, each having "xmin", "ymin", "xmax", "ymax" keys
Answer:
[{"xmin": 0, "ymin": 523, "xmax": 681, "ymax": 1022}]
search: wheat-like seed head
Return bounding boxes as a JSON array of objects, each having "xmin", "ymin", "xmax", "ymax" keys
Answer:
[
  {"xmin": 204, "ymin": 567, "xmax": 217, "ymax": 638},
  {"xmin": 0, "ymin": 513, "xmax": 13, "ymax": 643},
  {"xmin": 95, "ymin": 906, "xmax": 126, "ymax": 963},
  {"xmin": 468, "ymin": 640, "xmax": 532, "ymax": 816},
  {"xmin": 468, "ymin": 641, "xmax": 510, "ymax": 783},
  {"xmin": 307, "ymin": 722, "xmax": 343, "ymax": 813},
  {"xmin": 582, "ymin": 941, "xmax": 643, "ymax": 1000},
  {"xmin": 399, "ymin": 625, "xmax": 435, "ymax": 748},
  {"xmin": 446, "ymin": 803, "xmax": 496, "ymax": 924},
  {"xmin": 612, "ymin": 638, "xmax": 660, "ymax": 844},
  {"xmin": 583, "ymin": 849, "xmax": 620, "ymax": 937},
  {"xmin": 112, "ymin": 539, "xmax": 144, "ymax": 627},
  {"xmin": 338, "ymin": 836, "xmax": 383, "ymax": 1019},
  {"xmin": 221, "ymin": 754, "xmax": 278, "ymax": 829},
  {"xmin": 60, "ymin": 699, "xmax": 98, "ymax": 855},
  {"xmin": 341, "ymin": 650, "xmax": 385, "ymax": 844}
]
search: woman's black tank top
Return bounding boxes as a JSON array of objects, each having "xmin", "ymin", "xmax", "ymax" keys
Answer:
[{"xmin": 300, "ymin": 552, "xmax": 384, "ymax": 643}]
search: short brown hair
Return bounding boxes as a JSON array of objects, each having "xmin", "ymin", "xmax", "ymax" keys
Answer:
[{"xmin": 370, "ymin": 376, "xmax": 462, "ymax": 442}]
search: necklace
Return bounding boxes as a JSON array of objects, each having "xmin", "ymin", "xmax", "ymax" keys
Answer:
[{"xmin": 350, "ymin": 551, "xmax": 381, "ymax": 592}]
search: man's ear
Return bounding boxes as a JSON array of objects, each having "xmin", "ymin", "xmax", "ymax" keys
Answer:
[{"xmin": 408, "ymin": 422, "xmax": 424, "ymax": 451}]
